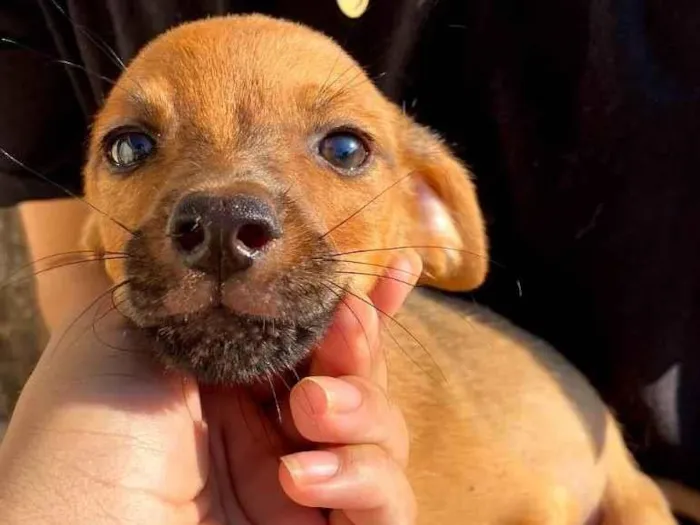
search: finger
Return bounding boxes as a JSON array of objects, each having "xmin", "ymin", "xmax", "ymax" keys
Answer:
[
  {"xmin": 363, "ymin": 254, "xmax": 421, "ymax": 388},
  {"xmin": 368, "ymin": 253, "xmax": 422, "ymax": 317},
  {"xmin": 279, "ymin": 445, "xmax": 416, "ymax": 525},
  {"xmin": 311, "ymin": 255, "xmax": 422, "ymax": 382},
  {"xmin": 289, "ymin": 376, "xmax": 409, "ymax": 467},
  {"xmin": 310, "ymin": 291, "xmax": 379, "ymax": 380},
  {"xmin": 203, "ymin": 387, "xmax": 323, "ymax": 524}
]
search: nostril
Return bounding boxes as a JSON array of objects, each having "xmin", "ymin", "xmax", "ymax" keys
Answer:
[
  {"xmin": 173, "ymin": 218, "xmax": 207, "ymax": 254},
  {"xmin": 170, "ymin": 192, "xmax": 280, "ymax": 274},
  {"xmin": 236, "ymin": 223, "xmax": 273, "ymax": 252}
]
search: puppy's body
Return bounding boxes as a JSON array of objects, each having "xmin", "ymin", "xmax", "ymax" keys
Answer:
[
  {"xmin": 394, "ymin": 290, "xmax": 670, "ymax": 523},
  {"xmin": 81, "ymin": 15, "xmax": 677, "ymax": 524}
]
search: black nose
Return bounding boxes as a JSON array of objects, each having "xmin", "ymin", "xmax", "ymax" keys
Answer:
[{"xmin": 168, "ymin": 192, "xmax": 282, "ymax": 276}]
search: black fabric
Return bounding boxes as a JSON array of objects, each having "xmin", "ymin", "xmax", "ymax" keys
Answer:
[
  {"xmin": 1, "ymin": 0, "xmax": 699, "ymax": 489},
  {"xmin": 404, "ymin": 0, "xmax": 700, "ymax": 487}
]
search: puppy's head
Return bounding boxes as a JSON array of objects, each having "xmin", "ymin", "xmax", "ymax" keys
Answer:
[{"xmin": 83, "ymin": 15, "xmax": 488, "ymax": 384}]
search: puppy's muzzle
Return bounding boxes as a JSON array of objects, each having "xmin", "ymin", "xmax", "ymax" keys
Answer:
[{"xmin": 168, "ymin": 192, "xmax": 282, "ymax": 277}]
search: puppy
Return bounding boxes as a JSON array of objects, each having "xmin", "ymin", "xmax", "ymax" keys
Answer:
[{"xmin": 81, "ymin": 15, "xmax": 677, "ymax": 524}]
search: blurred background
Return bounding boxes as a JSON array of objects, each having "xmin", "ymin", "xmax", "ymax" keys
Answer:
[{"xmin": 0, "ymin": 208, "xmax": 45, "ymax": 439}]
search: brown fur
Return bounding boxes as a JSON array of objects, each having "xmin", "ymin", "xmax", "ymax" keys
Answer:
[{"xmin": 82, "ymin": 15, "xmax": 677, "ymax": 524}]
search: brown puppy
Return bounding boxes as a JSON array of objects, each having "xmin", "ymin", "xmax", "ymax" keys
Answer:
[{"xmin": 81, "ymin": 15, "xmax": 676, "ymax": 524}]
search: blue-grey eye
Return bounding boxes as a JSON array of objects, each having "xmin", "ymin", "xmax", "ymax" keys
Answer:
[
  {"xmin": 106, "ymin": 131, "xmax": 155, "ymax": 168},
  {"xmin": 319, "ymin": 131, "xmax": 369, "ymax": 172}
]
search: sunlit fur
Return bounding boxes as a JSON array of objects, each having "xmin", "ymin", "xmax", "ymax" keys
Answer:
[{"xmin": 70, "ymin": 14, "xmax": 678, "ymax": 524}]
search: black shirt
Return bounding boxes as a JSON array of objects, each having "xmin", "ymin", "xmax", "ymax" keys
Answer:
[{"xmin": 2, "ymin": 0, "xmax": 700, "ymax": 489}]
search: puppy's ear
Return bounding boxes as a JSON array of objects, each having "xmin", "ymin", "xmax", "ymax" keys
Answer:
[
  {"xmin": 81, "ymin": 213, "xmax": 104, "ymax": 255},
  {"xmin": 399, "ymin": 120, "xmax": 488, "ymax": 292}
]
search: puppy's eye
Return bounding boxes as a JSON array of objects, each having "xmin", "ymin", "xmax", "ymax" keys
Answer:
[
  {"xmin": 105, "ymin": 131, "xmax": 155, "ymax": 169},
  {"xmin": 318, "ymin": 131, "xmax": 369, "ymax": 173}
]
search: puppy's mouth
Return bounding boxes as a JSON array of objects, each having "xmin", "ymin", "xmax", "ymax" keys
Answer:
[{"xmin": 150, "ymin": 302, "xmax": 336, "ymax": 384}]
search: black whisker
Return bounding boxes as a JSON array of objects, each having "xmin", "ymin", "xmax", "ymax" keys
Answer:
[
  {"xmin": 0, "ymin": 147, "xmax": 136, "ymax": 236},
  {"xmin": 317, "ymin": 257, "xmax": 421, "ymax": 278},
  {"xmin": 322, "ymin": 283, "xmax": 416, "ymax": 384},
  {"xmin": 325, "ymin": 247, "xmax": 527, "ymax": 300},
  {"xmin": 324, "ymin": 66, "xmax": 370, "ymax": 102},
  {"xmin": 89, "ymin": 295, "xmax": 143, "ymax": 356},
  {"xmin": 322, "ymin": 70, "xmax": 387, "ymax": 107},
  {"xmin": 327, "ymin": 244, "xmax": 498, "ymax": 266},
  {"xmin": 3, "ymin": 250, "xmax": 127, "ymax": 286},
  {"xmin": 54, "ymin": 59, "xmax": 117, "ymax": 85},
  {"xmin": 1, "ymin": 255, "xmax": 129, "ymax": 290},
  {"xmin": 48, "ymin": 280, "xmax": 131, "ymax": 363},
  {"xmin": 332, "ymin": 270, "xmax": 417, "ymax": 287},
  {"xmin": 321, "ymin": 278, "xmax": 415, "ymax": 377},
  {"xmin": 109, "ymin": 287, "xmax": 131, "ymax": 320},
  {"xmin": 313, "ymin": 49, "xmax": 348, "ymax": 109},
  {"xmin": 373, "ymin": 307, "xmax": 412, "ymax": 381},
  {"xmin": 319, "ymin": 172, "xmax": 414, "ymax": 240},
  {"xmin": 326, "ymin": 281, "xmax": 446, "ymax": 383},
  {"xmin": 314, "ymin": 61, "xmax": 359, "ymax": 108},
  {"xmin": 319, "ymin": 281, "xmax": 372, "ymax": 361},
  {"xmin": 312, "ymin": 18, "xmax": 386, "ymax": 110},
  {"xmin": 28, "ymin": 249, "xmax": 127, "ymax": 266},
  {"xmin": 1, "ymin": 38, "xmax": 118, "ymax": 87},
  {"xmin": 47, "ymin": 0, "xmax": 126, "ymax": 71}
]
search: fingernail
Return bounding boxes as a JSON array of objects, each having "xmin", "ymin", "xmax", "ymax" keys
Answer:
[
  {"xmin": 300, "ymin": 377, "xmax": 363, "ymax": 414},
  {"xmin": 281, "ymin": 450, "xmax": 340, "ymax": 485}
]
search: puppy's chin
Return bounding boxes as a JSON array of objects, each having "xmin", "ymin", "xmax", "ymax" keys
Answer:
[
  {"xmin": 123, "ymin": 276, "xmax": 340, "ymax": 384},
  {"xmin": 149, "ymin": 305, "xmax": 335, "ymax": 384}
]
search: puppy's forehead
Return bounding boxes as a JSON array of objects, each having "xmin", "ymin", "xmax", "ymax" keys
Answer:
[{"xmin": 105, "ymin": 16, "xmax": 382, "ymax": 131}]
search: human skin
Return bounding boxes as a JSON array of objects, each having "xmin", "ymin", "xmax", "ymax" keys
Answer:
[{"xmin": 0, "ymin": 251, "xmax": 421, "ymax": 525}]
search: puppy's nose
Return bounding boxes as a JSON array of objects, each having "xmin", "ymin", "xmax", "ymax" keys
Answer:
[{"xmin": 169, "ymin": 192, "xmax": 281, "ymax": 276}]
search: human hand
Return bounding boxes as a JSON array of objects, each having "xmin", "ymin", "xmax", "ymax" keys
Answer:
[{"xmin": 0, "ymin": 254, "xmax": 421, "ymax": 525}]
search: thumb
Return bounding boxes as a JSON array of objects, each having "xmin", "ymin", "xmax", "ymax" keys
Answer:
[{"xmin": 2, "ymin": 260, "xmax": 207, "ymax": 511}]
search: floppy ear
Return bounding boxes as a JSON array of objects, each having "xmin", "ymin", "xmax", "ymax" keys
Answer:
[
  {"xmin": 399, "ymin": 119, "xmax": 488, "ymax": 292},
  {"xmin": 81, "ymin": 212, "xmax": 105, "ymax": 255}
]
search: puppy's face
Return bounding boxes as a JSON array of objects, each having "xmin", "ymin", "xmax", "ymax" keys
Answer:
[{"xmin": 83, "ymin": 15, "xmax": 488, "ymax": 384}]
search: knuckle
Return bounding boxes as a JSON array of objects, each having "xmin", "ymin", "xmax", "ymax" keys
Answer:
[{"xmin": 355, "ymin": 443, "xmax": 395, "ymax": 477}]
